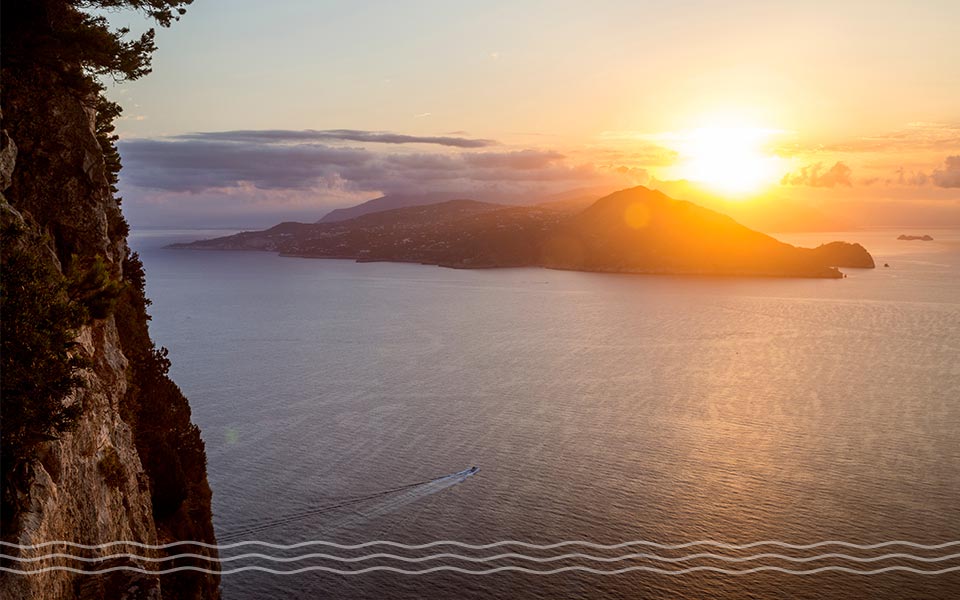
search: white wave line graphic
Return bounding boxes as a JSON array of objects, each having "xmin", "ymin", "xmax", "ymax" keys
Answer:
[
  {"xmin": 4, "ymin": 565, "xmax": 960, "ymax": 576},
  {"xmin": 5, "ymin": 552, "xmax": 960, "ymax": 564},
  {"xmin": 4, "ymin": 540, "xmax": 960, "ymax": 552}
]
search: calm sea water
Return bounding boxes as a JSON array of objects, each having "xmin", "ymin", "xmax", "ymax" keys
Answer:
[{"xmin": 130, "ymin": 229, "xmax": 960, "ymax": 599}]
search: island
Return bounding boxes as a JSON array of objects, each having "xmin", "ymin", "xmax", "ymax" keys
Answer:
[
  {"xmin": 897, "ymin": 234, "xmax": 934, "ymax": 241},
  {"xmin": 171, "ymin": 186, "xmax": 876, "ymax": 279}
]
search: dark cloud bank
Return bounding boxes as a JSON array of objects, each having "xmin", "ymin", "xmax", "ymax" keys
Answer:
[
  {"xmin": 118, "ymin": 130, "xmax": 599, "ymax": 198},
  {"xmin": 175, "ymin": 129, "xmax": 496, "ymax": 148}
]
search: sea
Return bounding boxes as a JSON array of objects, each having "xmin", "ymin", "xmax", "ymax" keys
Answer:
[{"xmin": 129, "ymin": 228, "xmax": 960, "ymax": 599}]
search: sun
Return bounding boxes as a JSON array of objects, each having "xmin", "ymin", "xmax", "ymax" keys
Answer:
[{"xmin": 672, "ymin": 125, "xmax": 784, "ymax": 196}]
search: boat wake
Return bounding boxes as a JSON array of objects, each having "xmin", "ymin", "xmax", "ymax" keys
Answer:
[{"xmin": 217, "ymin": 466, "xmax": 479, "ymax": 542}]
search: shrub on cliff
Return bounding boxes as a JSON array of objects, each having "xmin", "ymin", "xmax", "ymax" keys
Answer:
[
  {"xmin": 115, "ymin": 250, "xmax": 211, "ymax": 522},
  {"xmin": 0, "ymin": 220, "xmax": 87, "ymax": 466},
  {"xmin": 67, "ymin": 254, "xmax": 126, "ymax": 319}
]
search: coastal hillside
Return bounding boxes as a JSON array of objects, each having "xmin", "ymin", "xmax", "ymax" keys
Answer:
[
  {"xmin": 540, "ymin": 187, "xmax": 875, "ymax": 276},
  {"xmin": 317, "ymin": 193, "xmax": 464, "ymax": 223},
  {"xmin": 1, "ymin": 3, "xmax": 219, "ymax": 599},
  {"xmin": 175, "ymin": 186, "xmax": 874, "ymax": 278},
  {"xmin": 315, "ymin": 187, "xmax": 615, "ymax": 223}
]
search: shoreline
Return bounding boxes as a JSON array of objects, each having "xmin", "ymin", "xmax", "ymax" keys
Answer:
[{"xmin": 167, "ymin": 245, "xmax": 849, "ymax": 279}]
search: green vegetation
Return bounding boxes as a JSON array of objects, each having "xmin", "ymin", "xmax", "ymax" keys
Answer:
[
  {"xmin": 1, "ymin": 1, "xmax": 192, "ymax": 254},
  {"xmin": 67, "ymin": 254, "xmax": 126, "ymax": 319},
  {"xmin": 115, "ymin": 249, "xmax": 210, "ymax": 521},
  {"xmin": 95, "ymin": 93, "xmax": 132, "ymax": 243},
  {"xmin": 0, "ymin": 1, "xmax": 193, "ymax": 91},
  {"xmin": 0, "ymin": 220, "xmax": 87, "ymax": 470}
]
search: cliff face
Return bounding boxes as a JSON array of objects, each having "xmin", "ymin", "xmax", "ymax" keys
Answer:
[
  {"xmin": 1, "ymin": 38, "xmax": 219, "ymax": 600},
  {"xmin": 0, "ymin": 241, "xmax": 164, "ymax": 598}
]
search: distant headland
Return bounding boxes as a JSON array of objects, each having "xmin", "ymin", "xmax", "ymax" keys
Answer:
[{"xmin": 170, "ymin": 186, "xmax": 875, "ymax": 279}]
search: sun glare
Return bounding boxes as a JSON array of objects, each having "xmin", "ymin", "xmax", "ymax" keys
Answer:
[{"xmin": 672, "ymin": 125, "xmax": 784, "ymax": 196}]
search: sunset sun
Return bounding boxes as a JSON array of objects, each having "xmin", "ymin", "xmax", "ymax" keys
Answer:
[{"xmin": 674, "ymin": 125, "xmax": 784, "ymax": 196}]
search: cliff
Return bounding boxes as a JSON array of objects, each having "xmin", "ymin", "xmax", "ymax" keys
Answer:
[{"xmin": 1, "ymin": 5, "xmax": 219, "ymax": 600}]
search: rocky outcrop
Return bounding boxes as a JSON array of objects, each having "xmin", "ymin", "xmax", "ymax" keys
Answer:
[
  {"xmin": 0, "ymin": 128, "xmax": 15, "ymax": 190},
  {"xmin": 0, "ymin": 269, "xmax": 163, "ymax": 598},
  {"xmin": 1, "ymin": 46, "xmax": 218, "ymax": 600},
  {"xmin": 806, "ymin": 241, "xmax": 876, "ymax": 268}
]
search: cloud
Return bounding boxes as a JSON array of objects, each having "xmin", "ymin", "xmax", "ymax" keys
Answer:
[
  {"xmin": 894, "ymin": 167, "xmax": 929, "ymax": 187},
  {"xmin": 463, "ymin": 150, "xmax": 566, "ymax": 170},
  {"xmin": 118, "ymin": 136, "xmax": 602, "ymax": 199},
  {"xmin": 816, "ymin": 123, "xmax": 960, "ymax": 154},
  {"xmin": 931, "ymin": 155, "xmax": 960, "ymax": 188},
  {"xmin": 174, "ymin": 129, "xmax": 495, "ymax": 148},
  {"xmin": 121, "ymin": 183, "xmax": 374, "ymax": 229},
  {"xmin": 888, "ymin": 156, "xmax": 960, "ymax": 188},
  {"xmin": 118, "ymin": 139, "xmax": 371, "ymax": 192},
  {"xmin": 781, "ymin": 161, "xmax": 853, "ymax": 187},
  {"xmin": 612, "ymin": 165, "xmax": 651, "ymax": 184},
  {"xmin": 586, "ymin": 136, "xmax": 679, "ymax": 167}
]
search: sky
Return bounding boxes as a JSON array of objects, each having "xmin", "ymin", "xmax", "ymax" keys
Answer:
[{"xmin": 105, "ymin": 0, "xmax": 960, "ymax": 229}]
